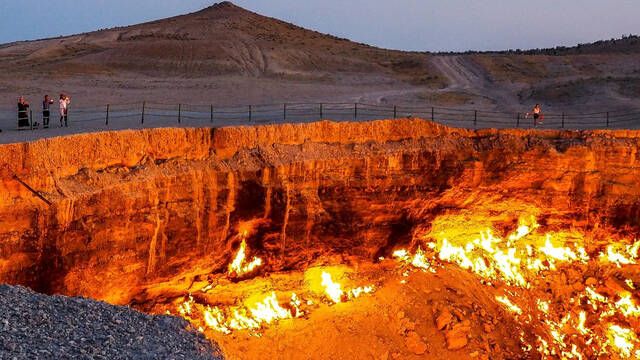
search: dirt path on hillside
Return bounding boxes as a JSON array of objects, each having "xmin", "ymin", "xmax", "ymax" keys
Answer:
[
  {"xmin": 430, "ymin": 56, "xmax": 486, "ymax": 91},
  {"xmin": 430, "ymin": 56, "xmax": 523, "ymax": 111}
]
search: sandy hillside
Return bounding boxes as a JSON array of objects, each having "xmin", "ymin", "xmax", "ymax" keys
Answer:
[{"xmin": 0, "ymin": 2, "xmax": 638, "ymax": 116}]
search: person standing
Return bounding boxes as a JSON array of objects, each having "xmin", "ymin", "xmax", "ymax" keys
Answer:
[
  {"xmin": 526, "ymin": 104, "xmax": 543, "ymax": 127},
  {"xmin": 42, "ymin": 95, "xmax": 54, "ymax": 128},
  {"xmin": 17, "ymin": 96, "xmax": 30, "ymax": 128},
  {"xmin": 59, "ymin": 94, "xmax": 70, "ymax": 127}
]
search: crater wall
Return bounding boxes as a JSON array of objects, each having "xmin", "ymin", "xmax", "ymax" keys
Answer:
[{"xmin": 0, "ymin": 120, "xmax": 639, "ymax": 304}]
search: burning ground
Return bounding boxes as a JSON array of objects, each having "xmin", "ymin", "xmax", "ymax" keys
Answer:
[
  {"xmin": 1, "ymin": 119, "xmax": 640, "ymax": 358},
  {"xmin": 145, "ymin": 212, "xmax": 640, "ymax": 359}
]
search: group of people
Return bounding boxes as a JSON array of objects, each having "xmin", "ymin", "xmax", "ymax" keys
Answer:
[
  {"xmin": 13, "ymin": 96, "xmax": 546, "ymax": 131},
  {"xmin": 17, "ymin": 94, "xmax": 71, "ymax": 129}
]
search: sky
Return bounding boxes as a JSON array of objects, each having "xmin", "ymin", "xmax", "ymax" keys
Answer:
[{"xmin": 0, "ymin": 0, "xmax": 638, "ymax": 52}]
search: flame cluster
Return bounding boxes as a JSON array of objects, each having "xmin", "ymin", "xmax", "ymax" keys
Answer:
[
  {"xmin": 201, "ymin": 292, "xmax": 303, "ymax": 334},
  {"xmin": 432, "ymin": 217, "xmax": 590, "ymax": 288},
  {"xmin": 396, "ymin": 215, "xmax": 640, "ymax": 359},
  {"xmin": 392, "ymin": 247, "xmax": 432, "ymax": 271},
  {"xmin": 176, "ymin": 236, "xmax": 375, "ymax": 335},
  {"xmin": 320, "ymin": 272, "xmax": 375, "ymax": 303},
  {"xmin": 228, "ymin": 239, "xmax": 263, "ymax": 277},
  {"xmin": 178, "ymin": 271, "xmax": 375, "ymax": 335}
]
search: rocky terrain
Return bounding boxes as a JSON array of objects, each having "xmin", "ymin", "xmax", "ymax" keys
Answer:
[{"xmin": 0, "ymin": 285, "xmax": 222, "ymax": 359}]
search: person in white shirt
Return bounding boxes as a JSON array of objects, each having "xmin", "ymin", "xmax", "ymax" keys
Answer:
[
  {"xmin": 59, "ymin": 94, "xmax": 71, "ymax": 127},
  {"xmin": 526, "ymin": 104, "xmax": 543, "ymax": 127}
]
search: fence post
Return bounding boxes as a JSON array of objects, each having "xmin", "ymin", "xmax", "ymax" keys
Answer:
[
  {"xmin": 562, "ymin": 112, "xmax": 565, "ymax": 129},
  {"xmin": 249, "ymin": 105, "xmax": 252, "ymax": 122},
  {"xmin": 319, "ymin": 103, "xmax": 323, "ymax": 119},
  {"xmin": 606, "ymin": 112, "xmax": 609, "ymax": 128},
  {"xmin": 210, "ymin": 105, "xmax": 214, "ymax": 123},
  {"xmin": 354, "ymin": 103, "xmax": 358, "ymax": 120},
  {"xmin": 283, "ymin": 103, "xmax": 287, "ymax": 122},
  {"xmin": 474, "ymin": 110, "xmax": 477, "ymax": 129},
  {"xmin": 178, "ymin": 104, "xmax": 182, "ymax": 124},
  {"xmin": 141, "ymin": 101, "xmax": 146, "ymax": 124},
  {"xmin": 106, "ymin": 104, "xmax": 110, "ymax": 126},
  {"xmin": 431, "ymin": 107, "xmax": 435, "ymax": 121},
  {"xmin": 393, "ymin": 105, "xmax": 397, "ymax": 119},
  {"xmin": 516, "ymin": 113, "xmax": 520, "ymax": 128}
]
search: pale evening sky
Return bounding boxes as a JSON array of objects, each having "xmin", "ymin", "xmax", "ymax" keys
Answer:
[{"xmin": 0, "ymin": 0, "xmax": 637, "ymax": 52}]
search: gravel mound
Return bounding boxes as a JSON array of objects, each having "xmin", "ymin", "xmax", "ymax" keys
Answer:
[{"xmin": 0, "ymin": 285, "xmax": 223, "ymax": 360}]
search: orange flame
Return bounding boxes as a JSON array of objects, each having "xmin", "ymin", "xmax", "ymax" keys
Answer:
[
  {"xmin": 200, "ymin": 292, "xmax": 302, "ymax": 334},
  {"xmin": 228, "ymin": 239, "xmax": 263, "ymax": 276},
  {"xmin": 405, "ymin": 214, "xmax": 640, "ymax": 359},
  {"xmin": 321, "ymin": 272, "xmax": 344, "ymax": 303},
  {"xmin": 320, "ymin": 271, "xmax": 375, "ymax": 304}
]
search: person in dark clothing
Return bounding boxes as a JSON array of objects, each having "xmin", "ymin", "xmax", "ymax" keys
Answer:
[
  {"xmin": 17, "ymin": 96, "xmax": 30, "ymax": 128},
  {"xmin": 42, "ymin": 95, "xmax": 54, "ymax": 128}
]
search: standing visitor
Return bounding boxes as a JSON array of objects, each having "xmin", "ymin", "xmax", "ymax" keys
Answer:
[
  {"xmin": 59, "ymin": 94, "xmax": 71, "ymax": 127},
  {"xmin": 17, "ymin": 96, "xmax": 30, "ymax": 128},
  {"xmin": 42, "ymin": 95, "xmax": 54, "ymax": 128},
  {"xmin": 526, "ymin": 104, "xmax": 543, "ymax": 127}
]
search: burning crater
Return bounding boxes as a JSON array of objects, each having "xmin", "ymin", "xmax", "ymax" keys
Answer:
[{"xmin": 1, "ymin": 119, "xmax": 640, "ymax": 359}]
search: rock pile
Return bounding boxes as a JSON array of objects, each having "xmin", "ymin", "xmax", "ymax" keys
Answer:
[{"xmin": 0, "ymin": 285, "xmax": 222, "ymax": 359}]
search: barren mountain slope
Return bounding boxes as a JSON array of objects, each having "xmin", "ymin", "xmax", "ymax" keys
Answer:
[{"xmin": 0, "ymin": 2, "xmax": 443, "ymax": 85}]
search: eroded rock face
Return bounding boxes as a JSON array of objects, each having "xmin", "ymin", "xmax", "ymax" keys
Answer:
[{"xmin": 0, "ymin": 120, "xmax": 639, "ymax": 304}]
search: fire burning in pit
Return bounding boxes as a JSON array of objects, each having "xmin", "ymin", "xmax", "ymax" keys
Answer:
[
  {"xmin": 393, "ymin": 214, "xmax": 640, "ymax": 359},
  {"xmin": 152, "ymin": 209, "xmax": 640, "ymax": 359},
  {"xmin": 163, "ymin": 211, "xmax": 640, "ymax": 358},
  {"xmin": 200, "ymin": 292, "xmax": 303, "ymax": 334},
  {"xmin": 172, "ymin": 236, "xmax": 376, "ymax": 337},
  {"xmin": 8, "ymin": 116, "xmax": 640, "ymax": 359},
  {"xmin": 174, "ymin": 269, "xmax": 376, "ymax": 335},
  {"xmin": 320, "ymin": 272, "xmax": 375, "ymax": 303},
  {"xmin": 228, "ymin": 239, "xmax": 263, "ymax": 278}
]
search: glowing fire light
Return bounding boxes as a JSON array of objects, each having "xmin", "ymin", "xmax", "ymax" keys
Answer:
[
  {"xmin": 536, "ymin": 299, "xmax": 550, "ymax": 314},
  {"xmin": 424, "ymin": 217, "xmax": 595, "ymax": 288},
  {"xmin": 348, "ymin": 285, "xmax": 375, "ymax": 299},
  {"xmin": 393, "ymin": 247, "xmax": 432, "ymax": 271},
  {"xmin": 178, "ymin": 294, "xmax": 194, "ymax": 316},
  {"xmin": 413, "ymin": 215, "xmax": 640, "ymax": 359},
  {"xmin": 228, "ymin": 239, "xmax": 263, "ymax": 276},
  {"xmin": 321, "ymin": 272, "xmax": 344, "ymax": 303},
  {"xmin": 615, "ymin": 293, "xmax": 640, "ymax": 318},
  {"xmin": 173, "ymin": 210, "xmax": 640, "ymax": 360},
  {"xmin": 496, "ymin": 295, "xmax": 522, "ymax": 315},
  {"xmin": 320, "ymin": 271, "xmax": 375, "ymax": 304},
  {"xmin": 600, "ymin": 243, "xmax": 640, "ymax": 267},
  {"xmin": 576, "ymin": 311, "xmax": 589, "ymax": 335},
  {"xmin": 199, "ymin": 292, "xmax": 302, "ymax": 334},
  {"xmin": 607, "ymin": 325, "xmax": 639, "ymax": 358}
]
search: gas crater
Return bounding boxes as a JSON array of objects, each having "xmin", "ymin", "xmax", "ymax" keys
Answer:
[{"xmin": 1, "ymin": 119, "xmax": 640, "ymax": 359}]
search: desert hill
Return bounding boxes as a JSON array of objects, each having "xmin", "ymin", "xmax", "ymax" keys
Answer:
[
  {"xmin": 0, "ymin": 1, "xmax": 638, "ymax": 114},
  {"xmin": 0, "ymin": 2, "xmax": 443, "ymax": 86}
]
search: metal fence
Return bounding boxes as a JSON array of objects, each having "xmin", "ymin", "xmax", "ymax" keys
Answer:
[{"xmin": 1, "ymin": 102, "xmax": 640, "ymax": 133}]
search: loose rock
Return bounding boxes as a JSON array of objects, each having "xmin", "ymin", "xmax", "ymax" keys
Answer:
[
  {"xmin": 0, "ymin": 285, "xmax": 222, "ymax": 360},
  {"xmin": 405, "ymin": 331, "xmax": 428, "ymax": 355}
]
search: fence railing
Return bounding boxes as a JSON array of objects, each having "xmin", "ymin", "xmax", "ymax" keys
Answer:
[{"xmin": 1, "ymin": 102, "xmax": 640, "ymax": 132}]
